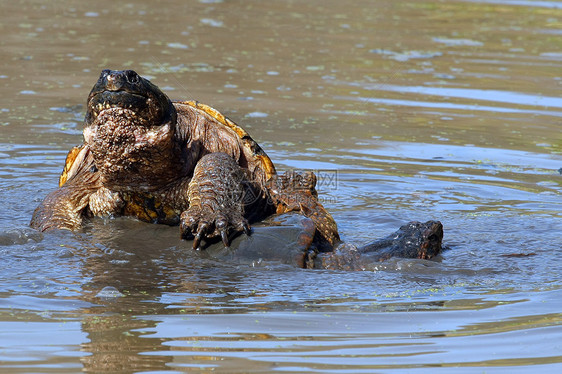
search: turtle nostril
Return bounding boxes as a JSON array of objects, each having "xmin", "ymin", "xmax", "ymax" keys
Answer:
[{"xmin": 104, "ymin": 71, "xmax": 124, "ymax": 91}]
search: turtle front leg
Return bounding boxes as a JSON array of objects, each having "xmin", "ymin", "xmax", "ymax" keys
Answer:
[
  {"xmin": 31, "ymin": 184, "xmax": 92, "ymax": 231},
  {"xmin": 180, "ymin": 152, "xmax": 260, "ymax": 249},
  {"xmin": 31, "ymin": 154, "xmax": 101, "ymax": 232}
]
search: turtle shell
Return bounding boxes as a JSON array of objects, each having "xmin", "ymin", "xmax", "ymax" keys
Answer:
[
  {"xmin": 59, "ymin": 145, "xmax": 88, "ymax": 187},
  {"xmin": 174, "ymin": 100, "xmax": 277, "ymax": 187}
]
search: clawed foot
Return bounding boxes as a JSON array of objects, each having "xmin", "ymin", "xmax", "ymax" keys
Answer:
[
  {"xmin": 180, "ymin": 153, "xmax": 256, "ymax": 250},
  {"xmin": 180, "ymin": 206, "xmax": 251, "ymax": 249}
]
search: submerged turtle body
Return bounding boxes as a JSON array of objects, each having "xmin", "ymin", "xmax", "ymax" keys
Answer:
[{"xmin": 31, "ymin": 69, "xmax": 443, "ymax": 269}]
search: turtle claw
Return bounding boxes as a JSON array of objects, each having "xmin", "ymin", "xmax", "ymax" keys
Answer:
[
  {"xmin": 239, "ymin": 220, "xmax": 251, "ymax": 236},
  {"xmin": 180, "ymin": 207, "xmax": 251, "ymax": 250},
  {"xmin": 220, "ymin": 229, "xmax": 230, "ymax": 248},
  {"xmin": 192, "ymin": 221, "xmax": 210, "ymax": 250},
  {"xmin": 217, "ymin": 216, "xmax": 231, "ymax": 248},
  {"xmin": 192, "ymin": 236, "xmax": 201, "ymax": 250}
]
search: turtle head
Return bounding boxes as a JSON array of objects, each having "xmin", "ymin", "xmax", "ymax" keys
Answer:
[
  {"xmin": 83, "ymin": 69, "xmax": 186, "ymax": 191},
  {"xmin": 85, "ymin": 69, "xmax": 175, "ymax": 127}
]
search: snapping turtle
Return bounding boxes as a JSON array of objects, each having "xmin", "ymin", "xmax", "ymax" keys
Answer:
[{"xmin": 31, "ymin": 69, "xmax": 443, "ymax": 269}]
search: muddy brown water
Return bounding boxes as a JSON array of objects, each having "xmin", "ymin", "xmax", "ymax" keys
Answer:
[{"xmin": 1, "ymin": 0, "xmax": 561, "ymax": 372}]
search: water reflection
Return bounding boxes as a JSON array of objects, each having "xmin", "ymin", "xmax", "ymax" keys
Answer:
[
  {"xmin": 80, "ymin": 314, "xmax": 171, "ymax": 372},
  {"xmin": 70, "ymin": 223, "xmax": 224, "ymax": 372}
]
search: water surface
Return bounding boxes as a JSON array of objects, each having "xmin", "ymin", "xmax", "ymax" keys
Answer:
[{"xmin": 1, "ymin": 0, "xmax": 561, "ymax": 372}]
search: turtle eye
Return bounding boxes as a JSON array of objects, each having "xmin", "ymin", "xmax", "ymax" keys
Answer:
[{"xmin": 125, "ymin": 70, "xmax": 140, "ymax": 84}]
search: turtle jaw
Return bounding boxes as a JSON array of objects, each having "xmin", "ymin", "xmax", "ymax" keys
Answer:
[
  {"xmin": 85, "ymin": 89, "xmax": 174, "ymax": 129},
  {"xmin": 87, "ymin": 91, "xmax": 148, "ymax": 120}
]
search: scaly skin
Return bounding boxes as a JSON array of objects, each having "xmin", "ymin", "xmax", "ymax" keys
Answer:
[{"xmin": 180, "ymin": 152, "xmax": 269, "ymax": 249}]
